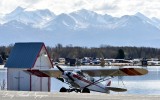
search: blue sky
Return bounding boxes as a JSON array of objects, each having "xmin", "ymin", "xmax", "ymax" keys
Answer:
[{"xmin": 0, "ymin": 0, "xmax": 160, "ymax": 18}]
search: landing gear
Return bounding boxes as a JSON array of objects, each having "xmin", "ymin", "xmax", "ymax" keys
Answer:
[
  {"xmin": 60, "ymin": 87, "xmax": 81, "ymax": 93},
  {"xmin": 60, "ymin": 87, "xmax": 90, "ymax": 93},
  {"xmin": 68, "ymin": 88, "xmax": 81, "ymax": 93},
  {"xmin": 60, "ymin": 87, "xmax": 67, "ymax": 92},
  {"xmin": 82, "ymin": 88, "xmax": 90, "ymax": 93}
]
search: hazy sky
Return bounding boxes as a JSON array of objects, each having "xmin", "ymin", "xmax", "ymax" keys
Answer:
[{"xmin": 1, "ymin": 0, "xmax": 160, "ymax": 18}]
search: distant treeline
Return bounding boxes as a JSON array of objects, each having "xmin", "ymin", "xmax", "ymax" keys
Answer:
[
  {"xmin": 46, "ymin": 44, "xmax": 160, "ymax": 61},
  {"xmin": 1, "ymin": 44, "xmax": 160, "ymax": 61}
]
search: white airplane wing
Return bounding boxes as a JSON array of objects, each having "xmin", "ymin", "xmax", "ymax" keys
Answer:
[
  {"xmin": 81, "ymin": 67, "xmax": 148, "ymax": 77},
  {"xmin": 25, "ymin": 67, "xmax": 148, "ymax": 77}
]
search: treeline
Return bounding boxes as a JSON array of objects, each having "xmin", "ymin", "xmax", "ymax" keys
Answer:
[
  {"xmin": 46, "ymin": 44, "xmax": 160, "ymax": 61},
  {"xmin": 1, "ymin": 44, "xmax": 160, "ymax": 61},
  {"xmin": 0, "ymin": 44, "xmax": 13, "ymax": 60}
]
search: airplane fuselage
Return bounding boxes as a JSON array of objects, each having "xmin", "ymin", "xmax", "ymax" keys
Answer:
[{"xmin": 62, "ymin": 71, "xmax": 109, "ymax": 93}]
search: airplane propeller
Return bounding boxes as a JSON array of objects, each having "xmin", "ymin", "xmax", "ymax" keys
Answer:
[
  {"xmin": 56, "ymin": 65, "xmax": 64, "ymax": 73},
  {"xmin": 56, "ymin": 65, "xmax": 74, "ymax": 81},
  {"xmin": 66, "ymin": 73, "xmax": 74, "ymax": 81}
]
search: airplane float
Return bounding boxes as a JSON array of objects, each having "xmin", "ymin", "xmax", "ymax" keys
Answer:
[{"xmin": 26, "ymin": 65, "xmax": 148, "ymax": 93}]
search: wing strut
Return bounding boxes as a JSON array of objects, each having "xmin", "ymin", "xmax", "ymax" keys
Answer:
[
  {"xmin": 84, "ymin": 70, "xmax": 121, "ymax": 88},
  {"xmin": 84, "ymin": 77, "xmax": 113, "ymax": 89}
]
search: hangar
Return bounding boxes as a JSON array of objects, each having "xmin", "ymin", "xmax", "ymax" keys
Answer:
[{"xmin": 5, "ymin": 42, "xmax": 53, "ymax": 91}]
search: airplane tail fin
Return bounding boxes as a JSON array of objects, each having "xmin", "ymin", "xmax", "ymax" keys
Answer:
[{"xmin": 105, "ymin": 80, "xmax": 127, "ymax": 92}]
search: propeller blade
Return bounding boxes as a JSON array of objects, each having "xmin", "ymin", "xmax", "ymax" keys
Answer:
[
  {"xmin": 66, "ymin": 74, "xmax": 74, "ymax": 81},
  {"xmin": 56, "ymin": 65, "xmax": 74, "ymax": 81},
  {"xmin": 56, "ymin": 65, "xmax": 64, "ymax": 73},
  {"xmin": 56, "ymin": 77, "xmax": 64, "ymax": 82}
]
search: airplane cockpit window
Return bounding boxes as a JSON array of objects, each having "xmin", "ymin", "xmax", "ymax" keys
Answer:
[
  {"xmin": 83, "ymin": 73, "xmax": 95, "ymax": 82},
  {"xmin": 77, "ymin": 71, "xmax": 84, "ymax": 76},
  {"xmin": 74, "ymin": 69, "xmax": 85, "ymax": 77}
]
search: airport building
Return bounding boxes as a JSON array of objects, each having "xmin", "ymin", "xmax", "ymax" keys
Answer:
[{"xmin": 5, "ymin": 42, "xmax": 53, "ymax": 91}]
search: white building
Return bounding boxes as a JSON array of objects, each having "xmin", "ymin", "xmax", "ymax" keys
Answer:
[{"xmin": 5, "ymin": 42, "xmax": 53, "ymax": 91}]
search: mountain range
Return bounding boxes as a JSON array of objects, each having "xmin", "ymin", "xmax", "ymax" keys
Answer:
[{"xmin": 1, "ymin": 6, "xmax": 160, "ymax": 47}]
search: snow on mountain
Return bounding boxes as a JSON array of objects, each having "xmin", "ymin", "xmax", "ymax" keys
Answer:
[
  {"xmin": 151, "ymin": 17, "xmax": 160, "ymax": 29},
  {"xmin": 3, "ymin": 6, "xmax": 55, "ymax": 28},
  {"xmin": 1, "ymin": 7, "xmax": 160, "ymax": 47},
  {"xmin": 44, "ymin": 13, "xmax": 77, "ymax": 31},
  {"xmin": 135, "ymin": 12, "xmax": 160, "ymax": 29},
  {"xmin": 135, "ymin": 12, "xmax": 151, "ymax": 21},
  {"xmin": 69, "ymin": 9, "xmax": 115, "ymax": 28}
]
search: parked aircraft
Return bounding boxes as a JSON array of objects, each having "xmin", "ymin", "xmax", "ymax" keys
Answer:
[{"xmin": 26, "ymin": 65, "xmax": 148, "ymax": 93}]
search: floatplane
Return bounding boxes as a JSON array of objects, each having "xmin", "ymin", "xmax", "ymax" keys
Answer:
[{"xmin": 26, "ymin": 65, "xmax": 148, "ymax": 93}]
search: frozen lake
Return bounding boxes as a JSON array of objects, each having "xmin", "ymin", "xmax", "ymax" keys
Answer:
[
  {"xmin": 110, "ymin": 66, "xmax": 160, "ymax": 94},
  {"xmin": 1, "ymin": 66, "xmax": 160, "ymax": 94}
]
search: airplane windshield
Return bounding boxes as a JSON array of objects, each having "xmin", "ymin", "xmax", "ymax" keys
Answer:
[
  {"xmin": 74, "ymin": 69, "xmax": 95, "ymax": 82},
  {"xmin": 84, "ymin": 73, "xmax": 95, "ymax": 82},
  {"xmin": 76, "ymin": 71, "xmax": 84, "ymax": 76}
]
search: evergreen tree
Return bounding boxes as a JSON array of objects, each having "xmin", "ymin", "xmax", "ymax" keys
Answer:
[
  {"xmin": 0, "ymin": 52, "xmax": 6, "ymax": 60},
  {"xmin": 116, "ymin": 49, "xmax": 125, "ymax": 59}
]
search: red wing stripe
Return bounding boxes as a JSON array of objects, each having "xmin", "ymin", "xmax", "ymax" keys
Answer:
[
  {"xmin": 129, "ymin": 68, "xmax": 142, "ymax": 75},
  {"xmin": 120, "ymin": 68, "xmax": 142, "ymax": 75},
  {"xmin": 120, "ymin": 68, "xmax": 133, "ymax": 75},
  {"xmin": 27, "ymin": 70, "xmax": 49, "ymax": 77}
]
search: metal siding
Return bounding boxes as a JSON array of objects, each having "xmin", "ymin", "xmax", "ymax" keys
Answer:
[
  {"xmin": 42, "ymin": 77, "xmax": 49, "ymax": 91},
  {"xmin": 5, "ymin": 42, "xmax": 44, "ymax": 68},
  {"xmin": 19, "ymin": 71, "xmax": 30, "ymax": 91},
  {"xmin": 7, "ymin": 68, "xmax": 30, "ymax": 91},
  {"xmin": 31, "ymin": 75, "xmax": 41, "ymax": 91}
]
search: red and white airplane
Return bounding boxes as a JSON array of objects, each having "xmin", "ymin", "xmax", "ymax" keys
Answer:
[{"xmin": 26, "ymin": 65, "xmax": 148, "ymax": 93}]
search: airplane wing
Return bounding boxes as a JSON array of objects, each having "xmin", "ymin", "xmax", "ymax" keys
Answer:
[
  {"xmin": 81, "ymin": 67, "xmax": 148, "ymax": 77},
  {"xmin": 25, "ymin": 66, "xmax": 148, "ymax": 77},
  {"xmin": 25, "ymin": 69, "xmax": 62, "ymax": 77}
]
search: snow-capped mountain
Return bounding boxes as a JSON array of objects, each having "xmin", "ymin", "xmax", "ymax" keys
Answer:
[
  {"xmin": 1, "ymin": 6, "xmax": 160, "ymax": 47},
  {"xmin": 3, "ymin": 7, "xmax": 55, "ymax": 28}
]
